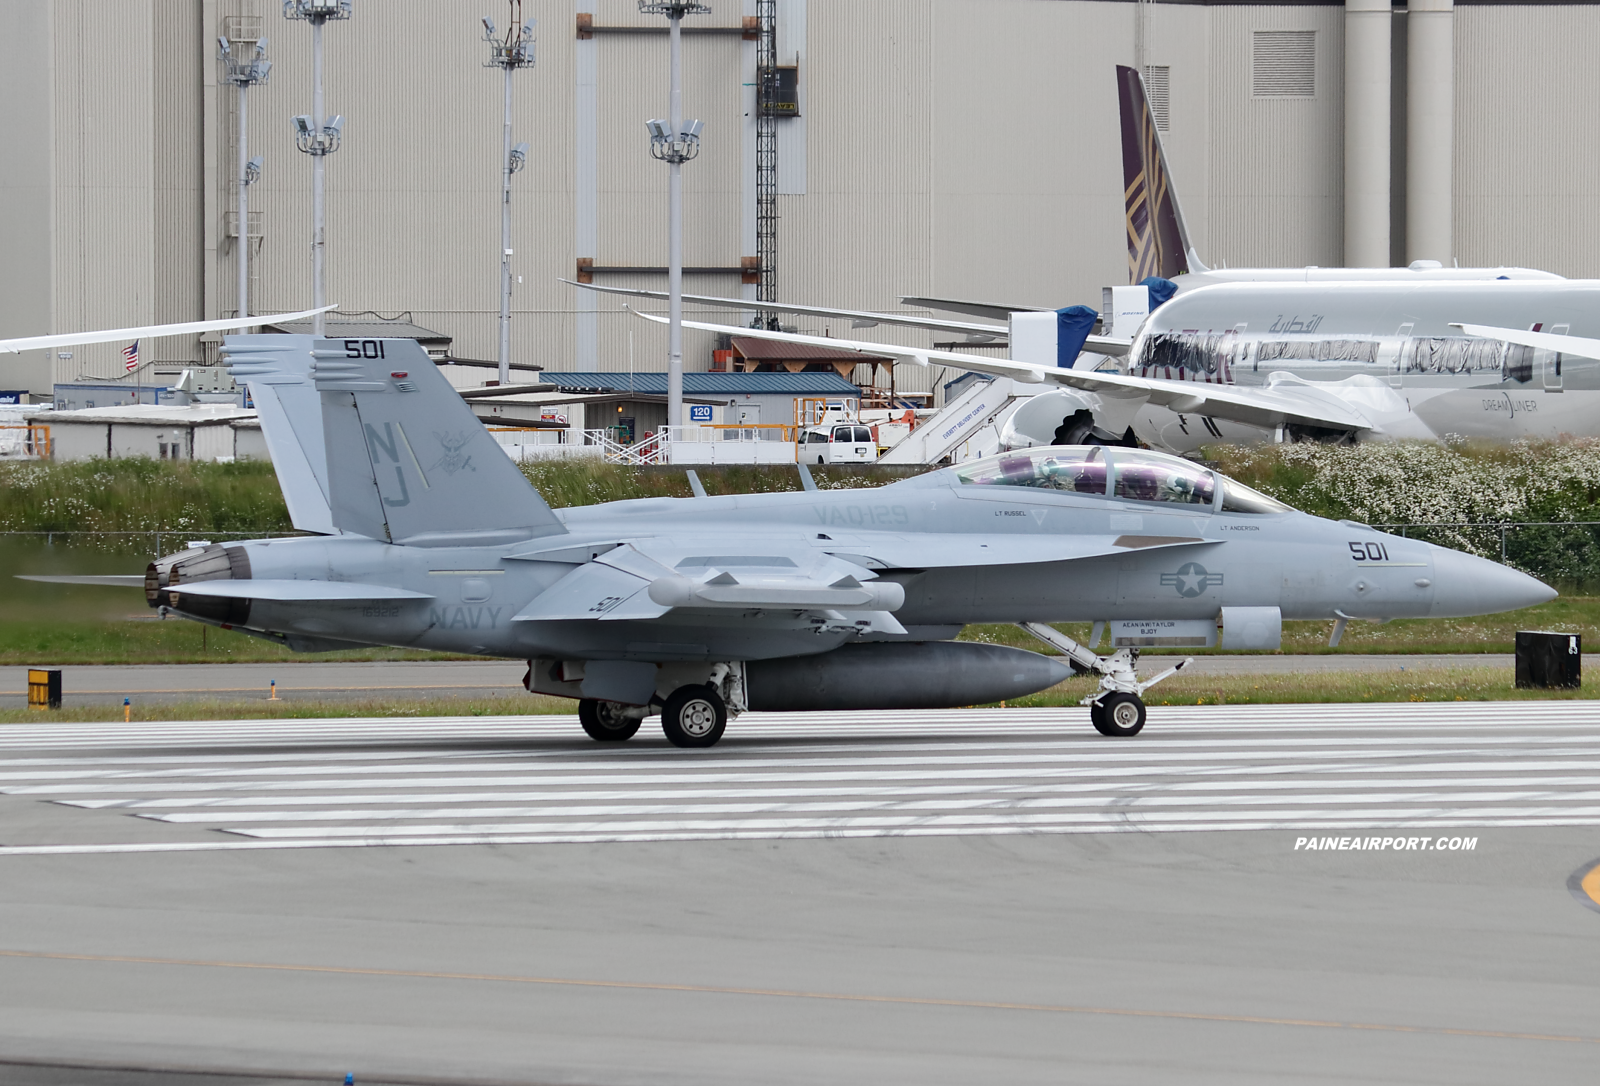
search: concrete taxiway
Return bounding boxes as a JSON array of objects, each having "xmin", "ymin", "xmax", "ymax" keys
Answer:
[
  {"xmin": 2, "ymin": 654, "xmax": 1590, "ymax": 707},
  {"xmin": 0, "ymin": 705, "xmax": 1598, "ymax": 1084}
]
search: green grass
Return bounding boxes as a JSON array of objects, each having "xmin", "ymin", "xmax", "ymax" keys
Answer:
[
  {"xmin": 997, "ymin": 666, "xmax": 1587, "ymax": 708},
  {"xmin": 0, "ymin": 694, "xmax": 572, "ymax": 725}
]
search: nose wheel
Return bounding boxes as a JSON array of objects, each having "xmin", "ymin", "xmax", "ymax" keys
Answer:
[
  {"xmin": 1089, "ymin": 692, "xmax": 1146, "ymax": 737},
  {"xmin": 661, "ymin": 684, "xmax": 728, "ymax": 748}
]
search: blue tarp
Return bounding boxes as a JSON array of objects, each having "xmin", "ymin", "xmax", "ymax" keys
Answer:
[
  {"xmin": 1141, "ymin": 276, "xmax": 1178, "ymax": 309},
  {"xmin": 1055, "ymin": 305, "xmax": 1099, "ymax": 367}
]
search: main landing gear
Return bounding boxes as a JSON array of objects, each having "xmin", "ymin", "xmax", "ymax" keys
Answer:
[
  {"xmin": 578, "ymin": 699, "xmax": 644, "ymax": 742},
  {"xmin": 1017, "ymin": 622, "xmax": 1188, "ymax": 738},
  {"xmin": 660, "ymin": 684, "xmax": 728, "ymax": 748},
  {"xmin": 575, "ymin": 664, "xmax": 745, "ymax": 748}
]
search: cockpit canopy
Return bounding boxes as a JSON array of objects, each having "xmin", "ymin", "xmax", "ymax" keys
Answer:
[{"xmin": 953, "ymin": 446, "xmax": 1291, "ymax": 514}]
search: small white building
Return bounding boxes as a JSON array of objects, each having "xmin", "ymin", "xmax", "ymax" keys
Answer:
[{"xmin": 44, "ymin": 404, "xmax": 264, "ymax": 463}]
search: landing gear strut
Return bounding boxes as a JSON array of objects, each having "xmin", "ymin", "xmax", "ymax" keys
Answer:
[{"xmin": 1017, "ymin": 622, "xmax": 1189, "ymax": 738}]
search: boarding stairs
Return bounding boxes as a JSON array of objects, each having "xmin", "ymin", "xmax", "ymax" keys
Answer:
[{"xmin": 878, "ymin": 377, "xmax": 1035, "ymax": 465}]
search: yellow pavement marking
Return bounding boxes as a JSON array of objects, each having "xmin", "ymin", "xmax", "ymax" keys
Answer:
[
  {"xmin": 1583, "ymin": 863, "xmax": 1600, "ymax": 907},
  {"xmin": 0, "ymin": 948, "xmax": 1594, "ymax": 1045}
]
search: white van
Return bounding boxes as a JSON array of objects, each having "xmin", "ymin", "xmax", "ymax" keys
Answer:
[{"xmin": 800, "ymin": 423, "xmax": 877, "ymax": 464}]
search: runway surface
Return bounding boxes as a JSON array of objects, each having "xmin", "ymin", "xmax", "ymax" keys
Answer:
[
  {"xmin": 2, "ymin": 704, "xmax": 1599, "ymax": 1084},
  {"xmin": 1, "ymin": 653, "xmax": 1584, "ymax": 707},
  {"xmin": 3, "ymin": 703, "xmax": 1600, "ymax": 854}
]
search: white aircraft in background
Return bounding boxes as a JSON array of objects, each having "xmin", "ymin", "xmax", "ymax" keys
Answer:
[{"xmin": 569, "ymin": 61, "xmax": 1584, "ymax": 454}]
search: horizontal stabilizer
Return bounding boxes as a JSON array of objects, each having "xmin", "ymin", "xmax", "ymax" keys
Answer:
[
  {"xmin": 161, "ymin": 579, "xmax": 433, "ymax": 602},
  {"xmin": 15, "ymin": 574, "xmax": 145, "ymax": 587}
]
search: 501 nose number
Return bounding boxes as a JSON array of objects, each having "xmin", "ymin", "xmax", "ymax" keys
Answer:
[{"xmin": 1348, "ymin": 541, "xmax": 1391, "ymax": 561}]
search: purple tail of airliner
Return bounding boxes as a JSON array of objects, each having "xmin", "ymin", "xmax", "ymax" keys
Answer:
[{"xmin": 1116, "ymin": 64, "xmax": 1198, "ymax": 284}]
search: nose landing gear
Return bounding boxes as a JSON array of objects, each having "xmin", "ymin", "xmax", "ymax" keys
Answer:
[
  {"xmin": 1089, "ymin": 691, "xmax": 1147, "ymax": 736},
  {"xmin": 1017, "ymin": 622, "xmax": 1188, "ymax": 738}
]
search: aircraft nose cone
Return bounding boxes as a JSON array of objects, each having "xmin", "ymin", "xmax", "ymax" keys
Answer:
[{"xmin": 1428, "ymin": 546, "xmax": 1557, "ymax": 618}]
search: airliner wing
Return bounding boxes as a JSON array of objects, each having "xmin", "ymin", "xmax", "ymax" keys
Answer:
[
  {"xmin": 0, "ymin": 305, "xmax": 338, "ymax": 355},
  {"xmin": 1453, "ymin": 323, "xmax": 1600, "ymax": 361},
  {"xmin": 635, "ymin": 312, "xmax": 1373, "ymax": 433},
  {"xmin": 566, "ymin": 279, "xmax": 1009, "ymax": 337},
  {"xmin": 572, "ymin": 281, "xmax": 1131, "ymax": 357}
]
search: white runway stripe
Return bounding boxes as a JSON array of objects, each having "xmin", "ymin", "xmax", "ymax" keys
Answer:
[
  {"xmin": 1, "ymin": 704, "xmax": 1598, "ymax": 854},
  {"xmin": 1, "ymin": 701, "xmax": 1599, "ymax": 750}
]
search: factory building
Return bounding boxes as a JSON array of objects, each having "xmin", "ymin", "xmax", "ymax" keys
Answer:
[{"xmin": 3, "ymin": 0, "xmax": 1599, "ymax": 404}]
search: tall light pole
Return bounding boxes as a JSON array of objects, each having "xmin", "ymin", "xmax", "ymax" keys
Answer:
[
  {"xmin": 642, "ymin": 1, "xmax": 708, "ymax": 433},
  {"xmin": 482, "ymin": 7, "xmax": 536, "ymax": 387},
  {"xmin": 285, "ymin": 0, "xmax": 350, "ymax": 338},
  {"xmin": 218, "ymin": 36, "xmax": 270, "ymax": 320}
]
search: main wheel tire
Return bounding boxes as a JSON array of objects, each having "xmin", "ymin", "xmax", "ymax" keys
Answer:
[
  {"xmin": 661, "ymin": 684, "xmax": 727, "ymax": 748},
  {"xmin": 579, "ymin": 698, "xmax": 643, "ymax": 742},
  {"xmin": 1091, "ymin": 692, "xmax": 1146, "ymax": 737}
]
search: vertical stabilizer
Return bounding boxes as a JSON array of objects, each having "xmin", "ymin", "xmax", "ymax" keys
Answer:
[
  {"xmin": 1116, "ymin": 64, "xmax": 1201, "ymax": 282},
  {"xmin": 311, "ymin": 337, "xmax": 568, "ymax": 545},
  {"xmin": 221, "ymin": 335, "xmax": 337, "ymax": 536}
]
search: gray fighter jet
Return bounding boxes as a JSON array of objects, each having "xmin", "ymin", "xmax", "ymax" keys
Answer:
[{"xmin": 105, "ymin": 335, "xmax": 1554, "ymax": 745}]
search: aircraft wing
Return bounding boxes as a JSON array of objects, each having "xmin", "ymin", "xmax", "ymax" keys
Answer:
[
  {"xmin": 1453, "ymin": 323, "xmax": 1600, "ymax": 361},
  {"xmin": 0, "ymin": 305, "xmax": 337, "ymax": 355},
  {"xmin": 636, "ymin": 312, "xmax": 1373, "ymax": 433},
  {"xmin": 898, "ymin": 296, "xmax": 1047, "ymax": 321},
  {"xmin": 576, "ymin": 280, "xmax": 1134, "ymax": 357},
  {"xmin": 15, "ymin": 574, "xmax": 146, "ymax": 587},
  {"xmin": 160, "ymin": 580, "xmax": 433, "ymax": 602},
  {"xmin": 566, "ymin": 279, "xmax": 1010, "ymax": 338}
]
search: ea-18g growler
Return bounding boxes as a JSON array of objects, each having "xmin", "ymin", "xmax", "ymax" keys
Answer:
[{"xmin": 84, "ymin": 336, "xmax": 1557, "ymax": 746}]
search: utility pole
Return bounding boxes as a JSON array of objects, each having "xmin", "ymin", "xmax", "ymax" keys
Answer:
[
  {"xmin": 754, "ymin": 0, "xmax": 778, "ymax": 328},
  {"xmin": 218, "ymin": 36, "xmax": 270, "ymax": 319},
  {"xmin": 285, "ymin": 0, "xmax": 351, "ymax": 338},
  {"xmin": 642, "ymin": 1, "xmax": 708, "ymax": 434},
  {"xmin": 482, "ymin": 4, "xmax": 536, "ymax": 387}
]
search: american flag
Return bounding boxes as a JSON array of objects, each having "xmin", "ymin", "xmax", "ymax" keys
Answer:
[{"xmin": 121, "ymin": 341, "xmax": 139, "ymax": 373}]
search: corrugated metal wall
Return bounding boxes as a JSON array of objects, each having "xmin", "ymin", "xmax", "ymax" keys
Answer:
[
  {"xmin": 1455, "ymin": 5, "xmax": 1600, "ymax": 278},
  {"xmin": 1205, "ymin": 4, "xmax": 1344, "ymax": 269},
  {"xmin": 51, "ymin": 1, "xmax": 159, "ymax": 383},
  {"xmin": 0, "ymin": 0, "xmax": 56, "ymax": 394},
  {"xmin": 16, "ymin": 1, "xmax": 1600, "ymax": 400}
]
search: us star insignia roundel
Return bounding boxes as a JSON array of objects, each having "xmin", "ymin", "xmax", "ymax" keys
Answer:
[{"xmin": 1160, "ymin": 562, "xmax": 1223, "ymax": 598}]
